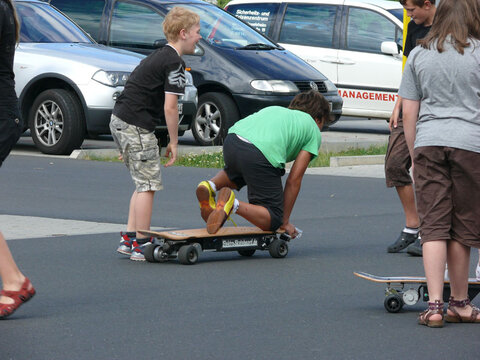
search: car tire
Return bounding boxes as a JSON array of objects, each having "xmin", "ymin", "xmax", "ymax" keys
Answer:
[
  {"xmin": 29, "ymin": 89, "xmax": 85, "ymax": 155},
  {"xmin": 192, "ymin": 92, "xmax": 239, "ymax": 146}
]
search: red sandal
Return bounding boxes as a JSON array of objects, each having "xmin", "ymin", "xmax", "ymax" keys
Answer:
[
  {"xmin": 445, "ymin": 297, "xmax": 480, "ymax": 323},
  {"xmin": 418, "ymin": 300, "xmax": 444, "ymax": 328},
  {"xmin": 0, "ymin": 278, "xmax": 36, "ymax": 319}
]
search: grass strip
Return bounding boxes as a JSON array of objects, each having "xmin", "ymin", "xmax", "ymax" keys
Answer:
[{"xmin": 83, "ymin": 144, "xmax": 387, "ymax": 168}]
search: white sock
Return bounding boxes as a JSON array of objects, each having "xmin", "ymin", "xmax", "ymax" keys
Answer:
[
  {"xmin": 209, "ymin": 181, "xmax": 217, "ymax": 192},
  {"xmin": 232, "ymin": 199, "xmax": 239, "ymax": 213},
  {"xmin": 403, "ymin": 227, "xmax": 419, "ymax": 234}
]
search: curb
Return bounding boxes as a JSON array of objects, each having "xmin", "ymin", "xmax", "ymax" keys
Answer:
[
  {"xmin": 70, "ymin": 145, "xmax": 223, "ymax": 160},
  {"xmin": 329, "ymin": 154, "xmax": 385, "ymax": 167},
  {"xmin": 71, "ymin": 147, "xmax": 386, "ymax": 168}
]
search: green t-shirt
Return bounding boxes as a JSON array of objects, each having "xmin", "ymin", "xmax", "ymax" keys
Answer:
[{"xmin": 228, "ymin": 106, "xmax": 322, "ymax": 168}]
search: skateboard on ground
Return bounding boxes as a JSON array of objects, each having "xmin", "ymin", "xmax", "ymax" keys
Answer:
[
  {"xmin": 354, "ymin": 271, "xmax": 480, "ymax": 313},
  {"xmin": 138, "ymin": 226, "xmax": 291, "ymax": 265}
]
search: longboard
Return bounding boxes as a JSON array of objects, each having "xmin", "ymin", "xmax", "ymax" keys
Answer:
[
  {"xmin": 354, "ymin": 271, "xmax": 480, "ymax": 313},
  {"xmin": 139, "ymin": 226, "xmax": 278, "ymax": 241},
  {"xmin": 138, "ymin": 226, "xmax": 290, "ymax": 265}
]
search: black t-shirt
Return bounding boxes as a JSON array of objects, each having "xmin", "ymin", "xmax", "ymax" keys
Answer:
[
  {"xmin": 113, "ymin": 45, "xmax": 186, "ymax": 132},
  {"xmin": 403, "ymin": 20, "xmax": 431, "ymax": 58},
  {"xmin": 0, "ymin": 0, "xmax": 18, "ymax": 106}
]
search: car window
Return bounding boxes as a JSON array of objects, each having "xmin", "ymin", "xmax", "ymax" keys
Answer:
[
  {"xmin": 279, "ymin": 4, "xmax": 337, "ymax": 48},
  {"xmin": 109, "ymin": 1, "xmax": 166, "ymax": 49},
  {"xmin": 49, "ymin": 0, "xmax": 105, "ymax": 40},
  {"xmin": 226, "ymin": 3, "xmax": 280, "ymax": 37},
  {"xmin": 346, "ymin": 7, "xmax": 401, "ymax": 53},
  {"xmin": 165, "ymin": 3, "xmax": 278, "ymax": 49},
  {"xmin": 16, "ymin": 2, "xmax": 92, "ymax": 43},
  {"xmin": 388, "ymin": 8, "xmax": 404, "ymax": 22}
]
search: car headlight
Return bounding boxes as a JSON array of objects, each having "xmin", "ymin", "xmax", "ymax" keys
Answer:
[
  {"xmin": 185, "ymin": 70, "xmax": 193, "ymax": 86},
  {"xmin": 324, "ymin": 79, "xmax": 338, "ymax": 92},
  {"xmin": 92, "ymin": 70, "xmax": 131, "ymax": 87},
  {"xmin": 250, "ymin": 80, "xmax": 298, "ymax": 93}
]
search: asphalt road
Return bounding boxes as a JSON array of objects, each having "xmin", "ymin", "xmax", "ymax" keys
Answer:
[{"xmin": 1, "ymin": 151, "xmax": 479, "ymax": 359}]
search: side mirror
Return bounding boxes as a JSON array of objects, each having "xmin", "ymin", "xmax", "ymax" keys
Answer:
[{"xmin": 381, "ymin": 41, "xmax": 400, "ymax": 56}]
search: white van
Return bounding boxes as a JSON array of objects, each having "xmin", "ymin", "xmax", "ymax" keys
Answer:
[{"xmin": 226, "ymin": 0, "xmax": 404, "ymax": 119}]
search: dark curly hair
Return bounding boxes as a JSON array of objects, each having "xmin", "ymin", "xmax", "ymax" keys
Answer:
[{"xmin": 288, "ymin": 90, "xmax": 331, "ymax": 126}]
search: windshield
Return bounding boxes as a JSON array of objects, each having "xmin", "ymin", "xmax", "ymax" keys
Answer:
[
  {"xmin": 166, "ymin": 3, "xmax": 278, "ymax": 49},
  {"xmin": 16, "ymin": 2, "xmax": 92, "ymax": 43},
  {"xmin": 388, "ymin": 8, "xmax": 404, "ymax": 23}
]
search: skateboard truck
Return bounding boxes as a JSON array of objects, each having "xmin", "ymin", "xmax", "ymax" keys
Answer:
[{"xmin": 355, "ymin": 271, "xmax": 480, "ymax": 313}]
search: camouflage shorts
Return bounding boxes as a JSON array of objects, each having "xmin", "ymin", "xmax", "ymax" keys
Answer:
[{"xmin": 110, "ymin": 114, "xmax": 163, "ymax": 192}]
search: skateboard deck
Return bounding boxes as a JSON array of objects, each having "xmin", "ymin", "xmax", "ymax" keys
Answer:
[
  {"xmin": 354, "ymin": 271, "xmax": 480, "ymax": 284},
  {"xmin": 354, "ymin": 271, "xmax": 480, "ymax": 313},
  {"xmin": 137, "ymin": 226, "xmax": 289, "ymax": 265},
  {"xmin": 139, "ymin": 226, "xmax": 278, "ymax": 241}
]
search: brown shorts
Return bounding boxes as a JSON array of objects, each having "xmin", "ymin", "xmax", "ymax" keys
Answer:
[
  {"xmin": 385, "ymin": 119, "xmax": 413, "ymax": 187},
  {"xmin": 414, "ymin": 146, "xmax": 480, "ymax": 248}
]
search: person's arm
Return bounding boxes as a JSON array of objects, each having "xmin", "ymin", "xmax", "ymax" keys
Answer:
[
  {"xmin": 281, "ymin": 150, "xmax": 312, "ymax": 237},
  {"xmin": 389, "ymin": 95, "xmax": 402, "ymax": 131},
  {"xmin": 163, "ymin": 93, "xmax": 179, "ymax": 167},
  {"xmin": 402, "ymin": 98, "xmax": 420, "ymax": 160}
]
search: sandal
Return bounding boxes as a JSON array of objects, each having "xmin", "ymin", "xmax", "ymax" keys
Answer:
[
  {"xmin": 418, "ymin": 300, "xmax": 444, "ymax": 328},
  {"xmin": 445, "ymin": 297, "xmax": 480, "ymax": 323},
  {"xmin": 0, "ymin": 278, "xmax": 36, "ymax": 319}
]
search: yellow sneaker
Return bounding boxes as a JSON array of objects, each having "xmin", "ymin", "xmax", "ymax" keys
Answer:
[
  {"xmin": 207, "ymin": 187, "xmax": 235, "ymax": 234},
  {"xmin": 196, "ymin": 181, "xmax": 216, "ymax": 222}
]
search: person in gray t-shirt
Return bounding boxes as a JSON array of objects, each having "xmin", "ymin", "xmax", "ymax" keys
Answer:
[{"xmin": 399, "ymin": 0, "xmax": 480, "ymax": 328}]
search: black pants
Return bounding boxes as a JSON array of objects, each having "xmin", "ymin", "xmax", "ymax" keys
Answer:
[
  {"xmin": 0, "ymin": 104, "xmax": 23, "ymax": 167},
  {"xmin": 223, "ymin": 133, "xmax": 285, "ymax": 231}
]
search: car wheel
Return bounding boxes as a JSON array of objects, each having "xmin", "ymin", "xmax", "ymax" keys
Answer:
[
  {"xmin": 29, "ymin": 89, "xmax": 85, "ymax": 155},
  {"xmin": 192, "ymin": 92, "xmax": 239, "ymax": 146}
]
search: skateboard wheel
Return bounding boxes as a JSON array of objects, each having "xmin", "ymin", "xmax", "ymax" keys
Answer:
[
  {"xmin": 402, "ymin": 289, "xmax": 419, "ymax": 305},
  {"xmin": 144, "ymin": 244, "xmax": 157, "ymax": 263},
  {"xmin": 238, "ymin": 249, "xmax": 256, "ymax": 257},
  {"xmin": 178, "ymin": 244, "xmax": 199, "ymax": 265},
  {"xmin": 268, "ymin": 239, "xmax": 288, "ymax": 258},
  {"xmin": 384, "ymin": 293, "xmax": 404, "ymax": 313}
]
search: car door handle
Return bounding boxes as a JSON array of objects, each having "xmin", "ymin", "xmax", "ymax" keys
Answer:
[
  {"xmin": 319, "ymin": 56, "xmax": 340, "ymax": 64},
  {"xmin": 337, "ymin": 58, "xmax": 356, "ymax": 65}
]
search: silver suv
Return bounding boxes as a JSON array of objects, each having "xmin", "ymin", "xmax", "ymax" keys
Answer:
[{"xmin": 14, "ymin": 0, "xmax": 197, "ymax": 154}]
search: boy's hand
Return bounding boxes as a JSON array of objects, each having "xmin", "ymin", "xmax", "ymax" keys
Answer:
[
  {"xmin": 164, "ymin": 142, "xmax": 177, "ymax": 167},
  {"xmin": 389, "ymin": 111, "xmax": 399, "ymax": 131},
  {"xmin": 280, "ymin": 223, "xmax": 299, "ymax": 239}
]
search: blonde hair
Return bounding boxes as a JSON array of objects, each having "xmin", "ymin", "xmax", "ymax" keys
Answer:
[
  {"xmin": 6, "ymin": 0, "xmax": 20, "ymax": 43},
  {"xmin": 163, "ymin": 7, "xmax": 200, "ymax": 42}
]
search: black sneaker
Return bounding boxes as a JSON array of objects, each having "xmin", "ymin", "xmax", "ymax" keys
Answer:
[
  {"xmin": 387, "ymin": 231, "xmax": 419, "ymax": 253},
  {"xmin": 406, "ymin": 238, "xmax": 423, "ymax": 257}
]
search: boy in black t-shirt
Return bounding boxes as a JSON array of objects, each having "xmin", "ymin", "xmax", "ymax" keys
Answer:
[
  {"xmin": 385, "ymin": 0, "xmax": 435, "ymax": 257},
  {"xmin": 110, "ymin": 7, "xmax": 201, "ymax": 261}
]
